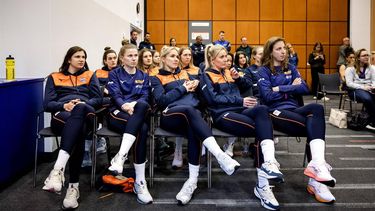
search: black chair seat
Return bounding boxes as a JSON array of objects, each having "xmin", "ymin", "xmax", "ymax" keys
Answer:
[
  {"xmin": 38, "ymin": 127, "xmax": 56, "ymax": 137},
  {"xmin": 96, "ymin": 127, "xmax": 122, "ymax": 137},
  {"xmin": 154, "ymin": 127, "xmax": 183, "ymax": 137}
]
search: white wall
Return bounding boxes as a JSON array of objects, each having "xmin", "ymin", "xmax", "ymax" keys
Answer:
[
  {"xmin": 0, "ymin": 0, "xmax": 144, "ymax": 151},
  {"xmin": 350, "ymin": 0, "xmax": 371, "ymax": 51},
  {"xmin": 0, "ymin": 0, "xmax": 144, "ymax": 79}
]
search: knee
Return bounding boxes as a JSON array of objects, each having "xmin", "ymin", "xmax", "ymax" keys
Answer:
[
  {"xmin": 253, "ymin": 105, "xmax": 269, "ymax": 116},
  {"xmin": 72, "ymin": 103, "xmax": 94, "ymax": 114},
  {"xmin": 135, "ymin": 101, "xmax": 150, "ymax": 112},
  {"xmin": 310, "ymin": 104, "xmax": 324, "ymax": 116}
]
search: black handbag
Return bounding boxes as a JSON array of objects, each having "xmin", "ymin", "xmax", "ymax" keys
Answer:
[{"xmin": 347, "ymin": 92, "xmax": 370, "ymax": 130}]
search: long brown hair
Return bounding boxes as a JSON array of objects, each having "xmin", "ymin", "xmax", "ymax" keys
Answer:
[
  {"xmin": 137, "ymin": 48, "xmax": 154, "ymax": 71},
  {"xmin": 178, "ymin": 46, "xmax": 196, "ymax": 69},
  {"xmin": 354, "ymin": 48, "xmax": 369, "ymax": 75},
  {"xmin": 59, "ymin": 46, "xmax": 89, "ymax": 72},
  {"xmin": 261, "ymin": 37, "xmax": 288, "ymax": 74}
]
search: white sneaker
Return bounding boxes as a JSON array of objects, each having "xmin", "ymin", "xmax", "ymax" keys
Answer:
[
  {"xmin": 134, "ymin": 181, "xmax": 153, "ymax": 204},
  {"xmin": 321, "ymin": 96, "xmax": 330, "ymax": 101},
  {"xmin": 108, "ymin": 153, "xmax": 127, "ymax": 174},
  {"xmin": 96, "ymin": 137, "xmax": 107, "ymax": 154},
  {"xmin": 62, "ymin": 185, "xmax": 79, "ymax": 210},
  {"xmin": 304, "ymin": 161, "xmax": 336, "ymax": 187},
  {"xmin": 307, "ymin": 178, "xmax": 335, "ymax": 203},
  {"xmin": 172, "ymin": 149, "xmax": 183, "ymax": 169},
  {"xmin": 42, "ymin": 169, "xmax": 65, "ymax": 194},
  {"xmin": 273, "ymin": 137, "xmax": 279, "ymax": 145},
  {"xmin": 254, "ymin": 184, "xmax": 279, "ymax": 210},
  {"xmin": 176, "ymin": 179, "xmax": 197, "ymax": 205},
  {"xmin": 216, "ymin": 152, "xmax": 240, "ymax": 175},
  {"xmin": 223, "ymin": 142, "xmax": 234, "ymax": 157},
  {"xmin": 313, "ymin": 96, "xmax": 317, "ymax": 100},
  {"xmin": 365, "ymin": 123, "xmax": 375, "ymax": 131},
  {"xmin": 259, "ymin": 160, "xmax": 284, "ymax": 183}
]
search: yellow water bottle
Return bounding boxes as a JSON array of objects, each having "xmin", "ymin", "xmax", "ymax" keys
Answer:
[{"xmin": 6, "ymin": 55, "xmax": 15, "ymax": 80}]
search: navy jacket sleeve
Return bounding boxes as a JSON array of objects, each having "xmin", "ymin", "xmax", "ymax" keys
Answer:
[
  {"xmin": 235, "ymin": 74, "xmax": 252, "ymax": 92},
  {"xmin": 137, "ymin": 74, "xmax": 150, "ymax": 103},
  {"xmin": 86, "ymin": 74, "xmax": 103, "ymax": 108},
  {"xmin": 107, "ymin": 70, "xmax": 126, "ymax": 108},
  {"xmin": 200, "ymin": 73, "xmax": 243, "ymax": 106},
  {"xmin": 278, "ymin": 68, "xmax": 309, "ymax": 95},
  {"xmin": 258, "ymin": 68, "xmax": 285, "ymax": 104},
  {"xmin": 44, "ymin": 75, "xmax": 64, "ymax": 113},
  {"xmin": 150, "ymin": 76, "xmax": 187, "ymax": 108}
]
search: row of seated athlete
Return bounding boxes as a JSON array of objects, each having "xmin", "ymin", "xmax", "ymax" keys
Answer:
[{"xmin": 42, "ymin": 37, "xmax": 336, "ymax": 210}]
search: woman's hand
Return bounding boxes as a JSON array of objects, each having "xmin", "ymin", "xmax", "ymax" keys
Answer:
[
  {"xmin": 292, "ymin": 78, "xmax": 302, "ymax": 85},
  {"xmin": 63, "ymin": 99, "xmax": 82, "ymax": 111},
  {"xmin": 230, "ymin": 68, "xmax": 240, "ymax": 79},
  {"xmin": 272, "ymin": 86, "xmax": 280, "ymax": 92},
  {"xmin": 183, "ymin": 80, "xmax": 197, "ymax": 92},
  {"xmin": 121, "ymin": 101, "xmax": 137, "ymax": 115},
  {"xmin": 243, "ymin": 97, "xmax": 257, "ymax": 108}
]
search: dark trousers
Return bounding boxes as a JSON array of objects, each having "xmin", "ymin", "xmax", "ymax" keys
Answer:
[
  {"xmin": 348, "ymin": 89, "xmax": 375, "ymax": 124},
  {"xmin": 108, "ymin": 101, "xmax": 150, "ymax": 164},
  {"xmin": 266, "ymin": 104, "xmax": 326, "ymax": 165},
  {"xmin": 160, "ymin": 105, "xmax": 212, "ymax": 165},
  {"xmin": 214, "ymin": 105, "xmax": 274, "ymax": 168},
  {"xmin": 311, "ymin": 67, "xmax": 324, "ymax": 98},
  {"xmin": 51, "ymin": 103, "xmax": 95, "ymax": 183}
]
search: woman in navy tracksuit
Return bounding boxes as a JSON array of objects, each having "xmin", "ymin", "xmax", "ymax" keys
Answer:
[
  {"xmin": 257, "ymin": 37, "xmax": 336, "ymax": 209},
  {"xmin": 151, "ymin": 45, "xmax": 240, "ymax": 205},
  {"xmin": 42, "ymin": 46, "xmax": 102, "ymax": 209},
  {"xmin": 200, "ymin": 44, "xmax": 282, "ymax": 210},
  {"xmin": 106, "ymin": 44, "xmax": 153, "ymax": 204},
  {"xmin": 171, "ymin": 47, "xmax": 202, "ymax": 169}
]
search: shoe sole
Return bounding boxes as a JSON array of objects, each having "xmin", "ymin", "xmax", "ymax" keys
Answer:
[
  {"xmin": 62, "ymin": 203, "xmax": 79, "ymax": 210},
  {"xmin": 307, "ymin": 185, "xmax": 335, "ymax": 204},
  {"xmin": 254, "ymin": 187, "xmax": 279, "ymax": 210},
  {"xmin": 304, "ymin": 169, "xmax": 336, "ymax": 187},
  {"xmin": 172, "ymin": 165, "xmax": 184, "ymax": 170},
  {"xmin": 133, "ymin": 187, "xmax": 153, "ymax": 205},
  {"xmin": 42, "ymin": 187, "xmax": 62, "ymax": 195}
]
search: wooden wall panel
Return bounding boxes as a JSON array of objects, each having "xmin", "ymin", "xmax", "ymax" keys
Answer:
[
  {"xmin": 237, "ymin": 0, "xmax": 259, "ymax": 20},
  {"xmin": 154, "ymin": 44, "xmax": 164, "ymax": 52},
  {"xmin": 371, "ymin": 0, "xmax": 375, "ymax": 51},
  {"xmin": 299, "ymin": 69, "xmax": 307, "ymax": 81},
  {"xmin": 189, "ymin": 0, "xmax": 212, "ymax": 20},
  {"xmin": 147, "ymin": 21, "xmax": 165, "ymax": 44},
  {"xmin": 284, "ymin": 22, "xmax": 306, "ymax": 44},
  {"xmin": 260, "ymin": 22, "xmax": 283, "ymax": 44},
  {"xmin": 147, "ymin": 0, "xmax": 164, "ymax": 20},
  {"xmin": 331, "ymin": 0, "xmax": 348, "ymax": 21},
  {"xmin": 284, "ymin": 0, "xmax": 306, "ymax": 21},
  {"xmin": 307, "ymin": 0, "xmax": 329, "ymax": 21},
  {"xmin": 293, "ymin": 45, "xmax": 306, "ymax": 68},
  {"xmin": 330, "ymin": 22, "xmax": 347, "ymax": 45},
  {"xmin": 307, "ymin": 22, "xmax": 329, "ymax": 45},
  {"xmin": 213, "ymin": 0, "xmax": 236, "ymax": 20},
  {"xmin": 330, "ymin": 45, "xmax": 340, "ymax": 68},
  {"xmin": 165, "ymin": 21, "xmax": 189, "ymax": 44},
  {"xmin": 260, "ymin": 0, "xmax": 283, "ymax": 20},
  {"xmin": 213, "ymin": 21, "xmax": 236, "ymax": 52},
  {"xmin": 165, "ymin": 0, "xmax": 188, "ymax": 20},
  {"xmin": 236, "ymin": 22, "xmax": 260, "ymax": 45}
]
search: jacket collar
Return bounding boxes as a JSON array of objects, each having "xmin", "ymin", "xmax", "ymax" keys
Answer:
[{"xmin": 158, "ymin": 67, "xmax": 181, "ymax": 75}]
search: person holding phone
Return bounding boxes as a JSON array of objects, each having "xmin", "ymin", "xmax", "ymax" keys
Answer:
[{"xmin": 200, "ymin": 44, "xmax": 282, "ymax": 210}]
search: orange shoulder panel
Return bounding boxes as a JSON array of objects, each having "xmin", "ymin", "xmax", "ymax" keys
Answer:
[
  {"xmin": 95, "ymin": 69, "xmax": 109, "ymax": 79},
  {"xmin": 51, "ymin": 71, "xmax": 93, "ymax": 87},
  {"xmin": 186, "ymin": 66, "xmax": 199, "ymax": 76}
]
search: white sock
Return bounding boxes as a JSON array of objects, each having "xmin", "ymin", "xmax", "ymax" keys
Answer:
[
  {"xmin": 175, "ymin": 137, "xmax": 183, "ymax": 152},
  {"xmin": 257, "ymin": 168, "xmax": 269, "ymax": 187},
  {"xmin": 201, "ymin": 146, "xmax": 206, "ymax": 156},
  {"xmin": 309, "ymin": 139, "xmax": 325, "ymax": 164},
  {"xmin": 84, "ymin": 139, "xmax": 92, "ymax": 151},
  {"xmin": 188, "ymin": 163, "xmax": 199, "ymax": 183},
  {"xmin": 53, "ymin": 149, "xmax": 70, "ymax": 171},
  {"xmin": 134, "ymin": 162, "xmax": 146, "ymax": 184},
  {"xmin": 69, "ymin": 182, "xmax": 79, "ymax": 189},
  {"xmin": 203, "ymin": 136, "xmax": 222, "ymax": 158},
  {"xmin": 228, "ymin": 137, "xmax": 236, "ymax": 145},
  {"xmin": 261, "ymin": 139, "xmax": 276, "ymax": 162},
  {"xmin": 118, "ymin": 133, "xmax": 136, "ymax": 157}
]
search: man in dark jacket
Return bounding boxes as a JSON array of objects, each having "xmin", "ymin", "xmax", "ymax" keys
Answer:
[
  {"xmin": 139, "ymin": 32, "xmax": 155, "ymax": 50},
  {"xmin": 190, "ymin": 36, "xmax": 205, "ymax": 67}
]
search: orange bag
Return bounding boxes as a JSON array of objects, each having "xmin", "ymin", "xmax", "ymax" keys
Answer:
[{"xmin": 102, "ymin": 175, "xmax": 135, "ymax": 193}]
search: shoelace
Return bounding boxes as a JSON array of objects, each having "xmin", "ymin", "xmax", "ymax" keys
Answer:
[
  {"xmin": 182, "ymin": 182, "xmax": 196, "ymax": 194},
  {"xmin": 66, "ymin": 187, "xmax": 78, "ymax": 199},
  {"xmin": 136, "ymin": 182, "xmax": 146, "ymax": 194},
  {"xmin": 261, "ymin": 186, "xmax": 277, "ymax": 201}
]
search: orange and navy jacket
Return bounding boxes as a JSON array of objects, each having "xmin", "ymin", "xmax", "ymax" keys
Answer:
[
  {"xmin": 44, "ymin": 68, "xmax": 102, "ymax": 113},
  {"xmin": 257, "ymin": 64, "xmax": 309, "ymax": 110},
  {"xmin": 144, "ymin": 66, "xmax": 159, "ymax": 76},
  {"xmin": 182, "ymin": 65, "xmax": 200, "ymax": 80},
  {"xmin": 151, "ymin": 68, "xmax": 199, "ymax": 110},
  {"xmin": 107, "ymin": 66, "xmax": 149, "ymax": 110},
  {"xmin": 95, "ymin": 66, "xmax": 117, "ymax": 86},
  {"xmin": 200, "ymin": 68, "xmax": 251, "ymax": 119}
]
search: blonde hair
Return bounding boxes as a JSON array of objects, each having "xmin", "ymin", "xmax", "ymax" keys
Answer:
[
  {"xmin": 204, "ymin": 44, "xmax": 227, "ymax": 70},
  {"xmin": 118, "ymin": 44, "xmax": 137, "ymax": 65},
  {"xmin": 178, "ymin": 46, "xmax": 196, "ymax": 68},
  {"xmin": 261, "ymin": 36, "xmax": 288, "ymax": 74},
  {"xmin": 160, "ymin": 45, "xmax": 180, "ymax": 70}
]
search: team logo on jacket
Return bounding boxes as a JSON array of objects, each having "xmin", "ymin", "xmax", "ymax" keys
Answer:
[
  {"xmin": 79, "ymin": 77, "xmax": 87, "ymax": 83},
  {"xmin": 135, "ymin": 80, "xmax": 144, "ymax": 84}
]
